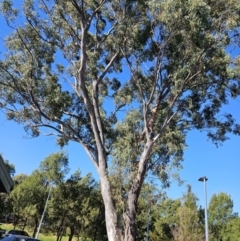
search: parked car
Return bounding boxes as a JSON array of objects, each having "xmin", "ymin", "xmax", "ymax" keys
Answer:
[
  {"xmin": 5, "ymin": 231, "xmax": 29, "ymax": 237},
  {"xmin": 1, "ymin": 235, "xmax": 39, "ymax": 241}
]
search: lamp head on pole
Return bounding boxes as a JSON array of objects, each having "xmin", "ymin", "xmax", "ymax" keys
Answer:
[{"xmin": 198, "ymin": 176, "xmax": 208, "ymax": 182}]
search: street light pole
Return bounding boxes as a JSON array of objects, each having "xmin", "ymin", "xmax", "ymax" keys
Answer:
[
  {"xmin": 35, "ymin": 185, "xmax": 52, "ymax": 239},
  {"xmin": 198, "ymin": 176, "xmax": 209, "ymax": 241}
]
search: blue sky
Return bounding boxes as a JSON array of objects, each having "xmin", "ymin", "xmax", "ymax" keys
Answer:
[{"xmin": 0, "ymin": 1, "xmax": 240, "ymax": 215}]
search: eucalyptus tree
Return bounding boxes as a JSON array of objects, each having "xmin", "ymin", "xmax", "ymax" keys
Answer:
[{"xmin": 0, "ymin": 0, "xmax": 240, "ymax": 241}]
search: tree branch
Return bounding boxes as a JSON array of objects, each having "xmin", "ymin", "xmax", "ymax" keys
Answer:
[{"xmin": 97, "ymin": 50, "xmax": 120, "ymax": 84}]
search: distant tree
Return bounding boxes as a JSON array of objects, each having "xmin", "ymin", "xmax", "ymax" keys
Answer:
[
  {"xmin": 39, "ymin": 152, "xmax": 69, "ymax": 185},
  {"xmin": 151, "ymin": 198, "xmax": 181, "ymax": 241},
  {"xmin": 151, "ymin": 186, "xmax": 204, "ymax": 241},
  {"xmin": 1, "ymin": 1, "xmax": 240, "ymax": 241},
  {"xmin": 224, "ymin": 214, "xmax": 240, "ymax": 241},
  {"xmin": 169, "ymin": 186, "xmax": 204, "ymax": 241},
  {"xmin": 10, "ymin": 171, "xmax": 48, "ymax": 234},
  {"xmin": 134, "ymin": 184, "xmax": 160, "ymax": 241},
  {"xmin": 198, "ymin": 206, "xmax": 205, "ymax": 228},
  {"xmin": 10, "ymin": 152, "xmax": 69, "ymax": 236},
  {"xmin": 49, "ymin": 171, "xmax": 106, "ymax": 241},
  {"xmin": 170, "ymin": 206, "xmax": 204, "ymax": 241},
  {"xmin": 12, "ymin": 174, "xmax": 28, "ymax": 185},
  {"xmin": 208, "ymin": 192, "xmax": 234, "ymax": 241},
  {"xmin": 182, "ymin": 185, "xmax": 198, "ymax": 210},
  {"xmin": 88, "ymin": 187, "xmax": 107, "ymax": 241}
]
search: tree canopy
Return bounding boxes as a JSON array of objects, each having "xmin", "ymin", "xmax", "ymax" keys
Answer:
[
  {"xmin": 0, "ymin": 0, "xmax": 240, "ymax": 241},
  {"xmin": 208, "ymin": 192, "xmax": 235, "ymax": 241}
]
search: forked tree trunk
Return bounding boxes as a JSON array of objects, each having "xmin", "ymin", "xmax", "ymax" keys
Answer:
[{"xmin": 99, "ymin": 141, "xmax": 154, "ymax": 241}]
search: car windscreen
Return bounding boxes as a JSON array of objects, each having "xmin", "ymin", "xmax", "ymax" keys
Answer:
[{"xmin": 8, "ymin": 231, "xmax": 28, "ymax": 236}]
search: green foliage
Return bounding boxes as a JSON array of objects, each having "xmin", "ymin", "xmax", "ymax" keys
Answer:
[
  {"xmin": 151, "ymin": 186, "xmax": 204, "ymax": 241},
  {"xmin": 39, "ymin": 152, "xmax": 69, "ymax": 185},
  {"xmin": 171, "ymin": 206, "xmax": 204, "ymax": 241},
  {"xmin": 208, "ymin": 192, "xmax": 235, "ymax": 241},
  {"xmin": 6, "ymin": 153, "xmax": 105, "ymax": 240},
  {"xmin": 182, "ymin": 185, "xmax": 198, "ymax": 210},
  {"xmin": 48, "ymin": 171, "xmax": 106, "ymax": 241},
  {"xmin": 12, "ymin": 173, "xmax": 28, "ymax": 185},
  {"xmin": 10, "ymin": 171, "xmax": 48, "ymax": 232},
  {"xmin": 224, "ymin": 216, "xmax": 240, "ymax": 241},
  {"xmin": 151, "ymin": 198, "xmax": 181, "ymax": 241},
  {"xmin": 8, "ymin": 153, "xmax": 69, "ymax": 237},
  {"xmin": 170, "ymin": 186, "xmax": 204, "ymax": 241},
  {"xmin": 135, "ymin": 184, "xmax": 161, "ymax": 241},
  {"xmin": 0, "ymin": 192, "xmax": 12, "ymax": 221}
]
